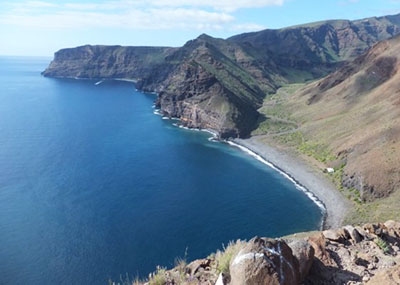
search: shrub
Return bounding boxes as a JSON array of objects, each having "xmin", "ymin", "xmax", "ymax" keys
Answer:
[{"xmin": 374, "ymin": 237, "xmax": 391, "ymax": 254}]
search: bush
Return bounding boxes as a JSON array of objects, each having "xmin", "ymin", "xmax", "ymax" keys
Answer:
[{"xmin": 374, "ymin": 237, "xmax": 391, "ymax": 254}]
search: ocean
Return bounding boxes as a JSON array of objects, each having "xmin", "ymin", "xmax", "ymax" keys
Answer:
[{"xmin": 0, "ymin": 56, "xmax": 322, "ymax": 284}]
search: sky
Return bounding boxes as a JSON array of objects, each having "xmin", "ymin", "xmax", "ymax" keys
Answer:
[{"xmin": 1, "ymin": 0, "xmax": 400, "ymax": 56}]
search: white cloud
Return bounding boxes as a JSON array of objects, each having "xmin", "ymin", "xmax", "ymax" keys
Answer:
[
  {"xmin": 149, "ymin": 0, "xmax": 284, "ymax": 12},
  {"xmin": 232, "ymin": 23, "xmax": 267, "ymax": 32},
  {"xmin": 0, "ymin": 8, "xmax": 234, "ymax": 30},
  {"xmin": 24, "ymin": 1, "xmax": 57, "ymax": 8},
  {"xmin": 0, "ymin": 0, "xmax": 279, "ymax": 31}
]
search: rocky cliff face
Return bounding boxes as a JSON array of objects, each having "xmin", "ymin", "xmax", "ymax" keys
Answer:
[
  {"xmin": 42, "ymin": 45, "xmax": 175, "ymax": 83},
  {"xmin": 42, "ymin": 14, "xmax": 400, "ymax": 138},
  {"xmin": 154, "ymin": 35, "xmax": 267, "ymax": 138},
  {"xmin": 138, "ymin": 221, "xmax": 400, "ymax": 285}
]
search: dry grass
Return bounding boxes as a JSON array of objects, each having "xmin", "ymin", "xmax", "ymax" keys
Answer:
[
  {"xmin": 148, "ymin": 266, "xmax": 167, "ymax": 285},
  {"xmin": 215, "ymin": 240, "xmax": 245, "ymax": 275},
  {"xmin": 344, "ymin": 189, "xmax": 400, "ymax": 225},
  {"xmin": 255, "ymin": 42, "xmax": 400, "ymax": 223}
]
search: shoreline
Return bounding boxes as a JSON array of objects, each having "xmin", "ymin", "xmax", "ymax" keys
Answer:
[
  {"xmin": 49, "ymin": 76, "xmax": 349, "ymax": 229},
  {"xmin": 229, "ymin": 136, "xmax": 350, "ymax": 229},
  {"xmin": 152, "ymin": 104, "xmax": 349, "ymax": 229}
]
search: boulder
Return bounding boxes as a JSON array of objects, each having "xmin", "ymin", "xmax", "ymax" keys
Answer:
[
  {"xmin": 229, "ymin": 237, "xmax": 300, "ymax": 285},
  {"xmin": 186, "ymin": 258, "xmax": 211, "ymax": 275},
  {"xmin": 322, "ymin": 228, "xmax": 347, "ymax": 243},
  {"xmin": 286, "ymin": 239, "xmax": 315, "ymax": 282},
  {"xmin": 384, "ymin": 220, "xmax": 400, "ymax": 238},
  {"xmin": 307, "ymin": 233, "xmax": 336, "ymax": 266},
  {"xmin": 363, "ymin": 223, "xmax": 386, "ymax": 237},
  {"xmin": 343, "ymin": 225, "xmax": 363, "ymax": 243},
  {"xmin": 355, "ymin": 226, "xmax": 371, "ymax": 240}
]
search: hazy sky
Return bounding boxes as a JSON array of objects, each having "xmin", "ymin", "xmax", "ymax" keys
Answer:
[{"xmin": 1, "ymin": 0, "xmax": 400, "ymax": 56}]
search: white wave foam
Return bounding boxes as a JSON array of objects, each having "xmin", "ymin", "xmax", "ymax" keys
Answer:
[
  {"xmin": 226, "ymin": 140, "xmax": 327, "ymax": 216},
  {"xmin": 178, "ymin": 125, "xmax": 190, "ymax": 130},
  {"xmin": 150, "ymin": 105, "xmax": 325, "ymax": 227},
  {"xmin": 201, "ymin": 128, "xmax": 218, "ymax": 138}
]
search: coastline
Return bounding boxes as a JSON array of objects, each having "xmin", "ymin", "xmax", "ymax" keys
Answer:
[
  {"xmin": 152, "ymin": 103, "xmax": 349, "ymax": 229},
  {"xmin": 229, "ymin": 136, "xmax": 350, "ymax": 229}
]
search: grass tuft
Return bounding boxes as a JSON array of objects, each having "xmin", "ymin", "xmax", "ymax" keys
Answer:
[
  {"xmin": 148, "ymin": 266, "xmax": 167, "ymax": 285},
  {"xmin": 215, "ymin": 240, "xmax": 244, "ymax": 275}
]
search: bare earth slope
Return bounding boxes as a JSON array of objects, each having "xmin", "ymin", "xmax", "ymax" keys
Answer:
[
  {"xmin": 258, "ymin": 35, "xmax": 400, "ymax": 223},
  {"xmin": 297, "ymin": 36, "xmax": 400, "ymax": 201}
]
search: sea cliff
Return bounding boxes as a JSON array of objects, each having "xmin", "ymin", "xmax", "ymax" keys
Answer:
[{"xmin": 42, "ymin": 13, "xmax": 400, "ymax": 139}]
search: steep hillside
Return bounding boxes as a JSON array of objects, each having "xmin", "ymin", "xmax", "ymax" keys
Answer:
[
  {"xmin": 42, "ymin": 13, "xmax": 400, "ymax": 138},
  {"xmin": 154, "ymin": 34, "xmax": 271, "ymax": 138},
  {"xmin": 229, "ymin": 14, "xmax": 400, "ymax": 82},
  {"xmin": 256, "ymin": 35, "xmax": 400, "ymax": 221}
]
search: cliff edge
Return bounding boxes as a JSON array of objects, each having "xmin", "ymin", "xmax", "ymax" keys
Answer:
[{"xmin": 136, "ymin": 221, "xmax": 400, "ymax": 285}]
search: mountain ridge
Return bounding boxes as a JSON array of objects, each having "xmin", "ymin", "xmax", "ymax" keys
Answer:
[{"xmin": 42, "ymin": 13, "xmax": 400, "ymax": 138}]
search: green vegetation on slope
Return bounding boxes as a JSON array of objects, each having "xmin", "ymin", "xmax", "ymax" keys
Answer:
[{"xmin": 253, "ymin": 79, "xmax": 400, "ymax": 225}]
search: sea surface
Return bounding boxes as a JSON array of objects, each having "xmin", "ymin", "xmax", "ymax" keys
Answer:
[{"xmin": 0, "ymin": 56, "xmax": 322, "ymax": 284}]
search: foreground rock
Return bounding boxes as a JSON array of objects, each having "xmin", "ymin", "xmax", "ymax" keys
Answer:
[
  {"xmin": 230, "ymin": 237, "xmax": 301, "ymax": 285},
  {"xmin": 128, "ymin": 221, "xmax": 400, "ymax": 285}
]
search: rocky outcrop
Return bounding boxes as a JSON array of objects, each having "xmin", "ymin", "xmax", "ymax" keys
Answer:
[
  {"xmin": 154, "ymin": 35, "xmax": 266, "ymax": 138},
  {"xmin": 304, "ymin": 221, "xmax": 400, "ymax": 284},
  {"xmin": 137, "ymin": 221, "xmax": 400, "ymax": 285},
  {"xmin": 229, "ymin": 237, "xmax": 300, "ymax": 285},
  {"xmin": 286, "ymin": 238, "xmax": 315, "ymax": 281}
]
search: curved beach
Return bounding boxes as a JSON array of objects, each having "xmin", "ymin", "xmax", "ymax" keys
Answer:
[{"xmin": 232, "ymin": 137, "xmax": 350, "ymax": 229}]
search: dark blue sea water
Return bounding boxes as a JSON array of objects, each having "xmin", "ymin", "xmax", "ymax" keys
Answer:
[{"xmin": 0, "ymin": 56, "xmax": 322, "ymax": 284}]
